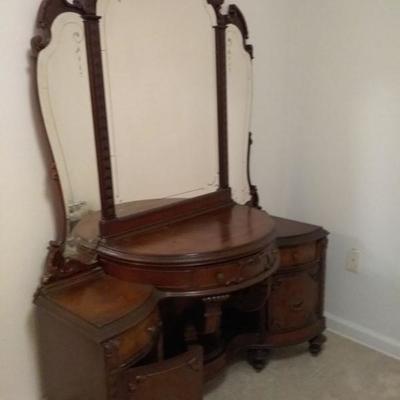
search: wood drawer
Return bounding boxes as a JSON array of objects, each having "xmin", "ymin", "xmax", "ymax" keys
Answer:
[
  {"xmin": 118, "ymin": 347, "xmax": 203, "ymax": 400},
  {"xmin": 192, "ymin": 249, "xmax": 275, "ymax": 289},
  {"xmin": 268, "ymin": 266, "xmax": 319, "ymax": 333},
  {"xmin": 279, "ymin": 243, "xmax": 317, "ymax": 268},
  {"xmin": 103, "ymin": 310, "xmax": 161, "ymax": 370},
  {"xmin": 104, "ymin": 246, "xmax": 279, "ymax": 293}
]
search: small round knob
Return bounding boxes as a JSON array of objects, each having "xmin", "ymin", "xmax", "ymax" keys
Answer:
[
  {"xmin": 128, "ymin": 383, "xmax": 137, "ymax": 393},
  {"xmin": 291, "ymin": 299, "xmax": 305, "ymax": 311},
  {"xmin": 147, "ymin": 326, "xmax": 159, "ymax": 339},
  {"xmin": 216, "ymin": 272, "xmax": 225, "ymax": 284}
]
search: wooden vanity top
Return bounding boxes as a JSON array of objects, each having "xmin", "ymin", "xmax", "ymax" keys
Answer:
[
  {"xmin": 36, "ymin": 272, "xmax": 159, "ymax": 339},
  {"xmin": 273, "ymin": 217, "xmax": 328, "ymax": 247},
  {"xmin": 98, "ymin": 205, "xmax": 276, "ymax": 266}
]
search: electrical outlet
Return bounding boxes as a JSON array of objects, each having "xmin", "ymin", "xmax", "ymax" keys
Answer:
[{"xmin": 346, "ymin": 249, "xmax": 360, "ymax": 273}]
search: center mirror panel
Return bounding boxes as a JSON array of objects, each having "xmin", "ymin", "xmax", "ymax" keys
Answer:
[{"xmin": 98, "ymin": 0, "xmax": 220, "ymax": 217}]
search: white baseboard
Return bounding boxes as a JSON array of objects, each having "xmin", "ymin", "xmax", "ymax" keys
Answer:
[{"xmin": 326, "ymin": 312, "xmax": 400, "ymax": 361}]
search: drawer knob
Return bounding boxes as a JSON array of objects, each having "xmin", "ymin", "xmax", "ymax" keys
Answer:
[
  {"xmin": 266, "ymin": 249, "xmax": 279, "ymax": 268},
  {"xmin": 147, "ymin": 325, "xmax": 160, "ymax": 339},
  {"xmin": 129, "ymin": 375, "xmax": 147, "ymax": 392},
  {"xmin": 128, "ymin": 383, "xmax": 137, "ymax": 393},
  {"xmin": 291, "ymin": 300, "xmax": 305, "ymax": 311},
  {"xmin": 187, "ymin": 357, "xmax": 201, "ymax": 371},
  {"xmin": 216, "ymin": 272, "xmax": 226, "ymax": 284}
]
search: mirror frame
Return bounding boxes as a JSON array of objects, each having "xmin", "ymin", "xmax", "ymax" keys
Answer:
[{"xmin": 32, "ymin": 0, "xmax": 258, "ymax": 240}]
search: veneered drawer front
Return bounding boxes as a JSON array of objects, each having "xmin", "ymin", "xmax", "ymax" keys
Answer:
[
  {"xmin": 120, "ymin": 347, "xmax": 203, "ymax": 400},
  {"xmin": 103, "ymin": 310, "xmax": 161, "ymax": 370},
  {"xmin": 104, "ymin": 246, "xmax": 279, "ymax": 293},
  {"xmin": 192, "ymin": 251, "xmax": 271, "ymax": 289},
  {"xmin": 268, "ymin": 268, "xmax": 319, "ymax": 333},
  {"xmin": 279, "ymin": 243, "xmax": 317, "ymax": 268}
]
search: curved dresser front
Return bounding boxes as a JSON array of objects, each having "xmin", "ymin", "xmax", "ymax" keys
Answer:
[{"xmin": 98, "ymin": 204, "xmax": 278, "ymax": 297}]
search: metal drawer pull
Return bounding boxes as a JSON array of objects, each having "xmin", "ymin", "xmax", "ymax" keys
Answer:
[
  {"xmin": 292, "ymin": 250, "xmax": 300, "ymax": 260},
  {"xmin": 128, "ymin": 376, "xmax": 147, "ymax": 393},
  {"xmin": 147, "ymin": 325, "xmax": 159, "ymax": 339},
  {"xmin": 291, "ymin": 300, "xmax": 305, "ymax": 311},
  {"xmin": 266, "ymin": 249, "xmax": 279, "ymax": 267},
  {"xmin": 216, "ymin": 272, "xmax": 226, "ymax": 284},
  {"xmin": 187, "ymin": 357, "xmax": 201, "ymax": 371}
]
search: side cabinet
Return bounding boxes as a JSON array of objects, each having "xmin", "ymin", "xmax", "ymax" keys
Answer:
[
  {"xmin": 265, "ymin": 217, "xmax": 329, "ymax": 355},
  {"xmin": 35, "ymin": 272, "xmax": 204, "ymax": 400}
]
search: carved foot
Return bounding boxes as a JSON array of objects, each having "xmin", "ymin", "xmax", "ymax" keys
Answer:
[
  {"xmin": 309, "ymin": 334, "xmax": 327, "ymax": 356},
  {"xmin": 247, "ymin": 347, "xmax": 270, "ymax": 372}
]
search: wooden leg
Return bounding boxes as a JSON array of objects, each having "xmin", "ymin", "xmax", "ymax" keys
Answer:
[
  {"xmin": 184, "ymin": 323, "xmax": 199, "ymax": 345},
  {"xmin": 247, "ymin": 345, "xmax": 271, "ymax": 372},
  {"xmin": 309, "ymin": 333, "xmax": 327, "ymax": 356},
  {"xmin": 202, "ymin": 295, "xmax": 230, "ymax": 335},
  {"xmin": 200, "ymin": 296, "xmax": 230, "ymax": 363}
]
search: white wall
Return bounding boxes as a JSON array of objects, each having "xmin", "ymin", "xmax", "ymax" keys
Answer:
[
  {"xmin": 1, "ymin": 1, "xmax": 400, "ymax": 400},
  {"xmin": 287, "ymin": 0, "xmax": 400, "ymax": 357},
  {"xmin": 231, "ymin": 0, "xmax": 295, "ymax": 215},
  {"xmin": 0, "ymin": 1, "xmax": 55, "ymax": 400},
  {"xmin": 237, "ymin": 0, "xmax": 400, "ymax": 358}
]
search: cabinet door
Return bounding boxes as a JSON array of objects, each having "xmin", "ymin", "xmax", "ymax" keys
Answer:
[
  {"xmin": 121, "ymin": 347, "xmax": 203, "ymax": 400},
  {"xmin": 268, "ymin": 268, "xmax": 319, "ymax": 333}
]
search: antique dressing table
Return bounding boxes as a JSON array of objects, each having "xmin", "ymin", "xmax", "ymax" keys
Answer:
[{"xmin": 32, "ymin": 1, "xmax": 328, "ymax": 399}]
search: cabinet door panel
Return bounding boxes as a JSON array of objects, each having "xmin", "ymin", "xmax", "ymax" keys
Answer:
[
  {"xmin": 268, "ymin": 269, "xmax": 319, "ymax": 333},
  {"xmin": 122, "ymin": 347, "xmax": 203, "ymax": 400}
]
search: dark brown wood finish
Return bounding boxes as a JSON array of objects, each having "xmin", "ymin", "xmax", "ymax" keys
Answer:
[
  {"xmin": 100, "ymin": 205, "xmax": 278, "ymax": 297},
  {"xmin": 35, "ymin": 271, "xmax": 161, "ymax": 340},
  {"xmin": 103, "ymin": 252, "xmax": 277, "ymax": 296},
  {"xmin": 31, "ymin": 0, "xmax": 83, "ymax": 56},
  {"xmin": 91, "ymin": 0, "xmax": 250, "ymax": 237},
  {"xmin": 246, "ymin": 132, "xmax": 261, "ymax": 209},
  {"xmin": 101, "ymin": 205, "xmax": 275, "ymax": 265},
  {"xmin": 208, "ymin": 0, "xmax": 229, "ymax": 189},
  {"xmin": 265, "ymin": 217, "xmax": 329, "ymax": 356},
  {"xmin": 100, "ymin": 189, "xmax": 233, "ymax": 238},
  {"xmin": 35, "ymin": 271, "xmax": 162, "ymax": 400},
  {"xmin": 32, "ymin": 0, "xmax": 260, "ymax": 277},
  {"xmin": 32, "ymin": 0, "xmax": 91, "ymax": 284},
  {"xmin": 225, "ymin": 5, "xmax": 260, "ymax": 208},
  {"xmin": 32, "ymin": 0, "xmax": 117, "ymax": 223},
  {"xmin": 119, "ymin": 347, "xmax": 204, "ymax": 400},
  {"xmin": 38, "ymin": 214, "xmax": 319, "ymax": 398},
  {"xmin": 82, "ymin": 11, "xmax": 116, "ymax": 221},
  {"xmin": 274, "ymin": 216, "xmax": 328, "ymax": 247},
  {"xmin": 30, "ymin": 2, "xmax": 331, "ymax": 400},
  {"xmin": 92, "ymin": 0, "xmax": 251, "ymax": 237},
  {"xmin": 32, "ymin": 0, "xmax": 244, "ymax": 242},
  {"xmin": 227, "ymin": 4, "xmax": 254, "ymax": 59}
]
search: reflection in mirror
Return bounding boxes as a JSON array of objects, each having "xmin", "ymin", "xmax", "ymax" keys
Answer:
[
  {"xmin": 227, "ymin": 24, "xmax": 252, "ymax": 204},
  {"xmin": 98, "ymin": 0, "xmax": 220, "ymax": 217},
  {"xmin": 37, "ymin": 12, "xmax": 100, "ymax": 243}
]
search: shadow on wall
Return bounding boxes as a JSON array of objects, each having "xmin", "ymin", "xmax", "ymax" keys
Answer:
[
  {"xmin": 278, "ymin": 0, "xmax": 400, "ymax": 351},
  {"xmin": 28, "ymin": 49, "xmax": 66, "ymax": 246},
  {"xmin": 27, "ymin": 45, "xmax": 64, "ymax": 399}
]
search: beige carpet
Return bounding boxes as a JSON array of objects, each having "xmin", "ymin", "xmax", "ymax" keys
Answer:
[{"xmin": 205, "ymin": 332, "xmax": 400, "ymax": 400}]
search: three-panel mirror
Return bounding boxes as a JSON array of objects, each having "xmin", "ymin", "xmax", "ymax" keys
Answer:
[{"xmin": 36, "ymin": 0, "xmax": 253, "ymax": 250}]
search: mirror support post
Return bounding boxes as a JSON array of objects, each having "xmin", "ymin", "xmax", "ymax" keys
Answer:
[
  {"xmin": 246, "ymin": 133, "xmax": 261, "ymax": 209},
  {"xmin": 214, "ymin": 22, "xmax": 230, "ymax": 190},
  {"xmin": 83, "ymin": 13, "xmax": 116, "ymax": 222},
  {"xmin": 208, "ymin": 0, "xmax": 230, "ymax": 190}
]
